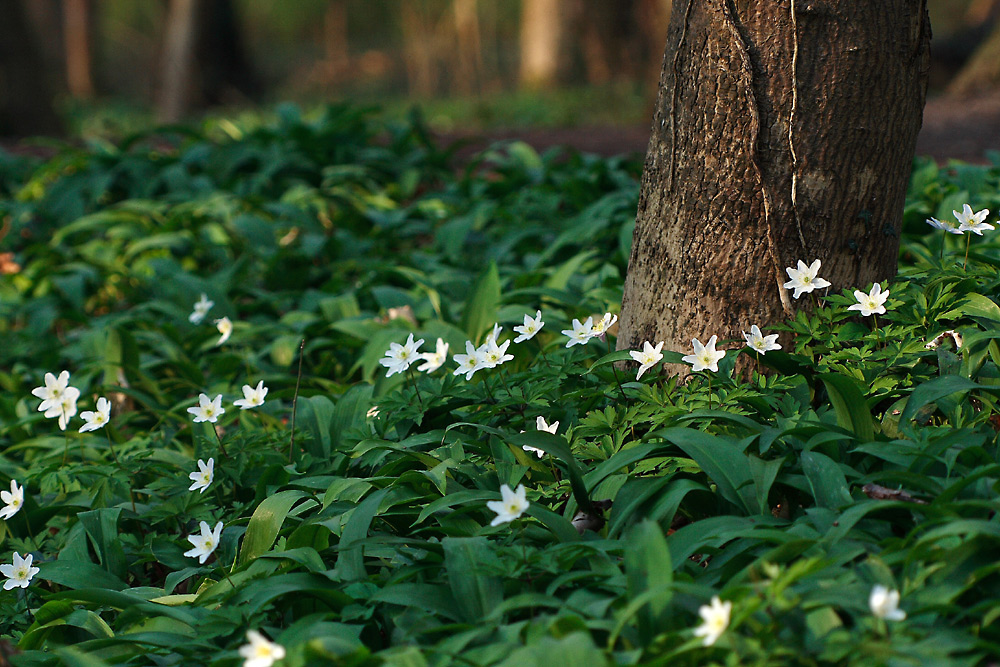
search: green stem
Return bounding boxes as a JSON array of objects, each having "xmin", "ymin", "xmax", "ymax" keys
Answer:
[
  {"xmin": 606, "ymin": 338, "xmax": 627, "ymax": 403},
  {"xmin": 406, "ymin": 367, "xmax": 424, "ymax": 410},
  {"xmin": 288, "ymin": 338, "xmax": 305, "ymax": 463},
  {"xmin": 964, "ymin": 234, "xmax": 971, "ymax": 270}
]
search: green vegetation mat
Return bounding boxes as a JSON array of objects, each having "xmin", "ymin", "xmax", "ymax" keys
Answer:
[{"xmin": 2, "ymin": 105, "xmax": 1000, "ymax": 665}]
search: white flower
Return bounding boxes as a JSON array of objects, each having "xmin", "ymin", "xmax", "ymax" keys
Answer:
[
  {"xmin": 215, "ymin": 317, "xmax": 233, "ymax": 346},
  {"xmin": 486, "ymin": 484, "xmax": 529, "ymax": 526},
  {"xmin": 31, "ymin": 370, "xmax": 72, "ymax": 414},
  {"xmin": 869, "ymin": 584, "xmax": 906, "ymax": 621},
  {"xmin": 188, "ymin": 458, "xmax": 215, "ymax": 493},
  {"xmin": 45, "ymin": 387, "xmax": 80, "ymax": 431},
  {"xmin": 183, "ymin": 520, "xmax": 224, "ymax": 564},
  {"xmin": 484, "ymin": 323, "xmax": 503, "ymax": 346},
  {"xmin": 590, "ymin": 313, "xmax": 618, "ymax": 339},
  {"xmin": 239, "ymin": 630, "xmax": 286, "ymax": 667},
  {"xmin": 453, "ymin": 341, "xmax": 484, "ymax": 381},
  {"xmin": 479, "ymin": 338, "xmax": 513, "ymax": 368},
  {"xmin": 189, "ymin": 294, "xmax": 214, "ymax": 324},
  {"xmin": 954, "ymin": 204, "xmax": 993, "ymax": 235},
  {"xmin": 535, "ymin": 415, "xmax": 559, "ymax": 434},
  {"xmin": 682, "ymin": 335, "xmax": 726, "ymax": 373},
  {"xmin": 693, "ymin": 595, "xmax": 731, "ymax": 646},
  {"xmin": 848, "ymin": 283, "xmax": 890, "ymax": 317},
  {"xmin": 520, "ymin": 416, "xmax": 560, "ymax": 458},
  {"xmin": 926, "ymin": 217, "xmax": 962, "ymax": 235},
  {"xmin": 630, "ymin": 341, "xmax": 664, "ymax": 379},
  {"xmin": 0, "ymin": 481, "xmax": 24, "ymax": 521},
  {"xmin": 513, "ymin": 310, "xmax": 544, "ymax": 343},
  {"xmin": 1, "ymin": 552, "xmax": 39, "ymax": 590},
  {"xmin": 233, "ymin": 381, "xmax": 268, "ymax": 410},
  {"xmin": 79, "ymin": 397, "xmax": 112, "ymax": 433},
  {"xmin": 562, "ymin": 317, "xmax": 594, "ymax": 347},
  {"xmin": 187, "ymin": 393, "xmax": 226, "ymax": 423},
  {"xmin": 379, "ymin": 333, "xmax": 425, "ymax": 377},
  {"xmin": 416, "ymin": 338, "xmax": 449, "ymax": 373},
  {"xmin": 783, "ymin": 259, "xmax": 832, "ymax": 299},
  {"xmin": 743, "ymin": 325, "xmax": 781, "ymax": 355}
]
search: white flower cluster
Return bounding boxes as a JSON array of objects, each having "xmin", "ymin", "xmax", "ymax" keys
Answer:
[{"xmin": 927, "ymin": 204, "xmax": 993, "ymax": 235}]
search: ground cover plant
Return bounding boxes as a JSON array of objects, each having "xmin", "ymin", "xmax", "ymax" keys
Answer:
[{"xmin": 2, "ymin": 106, "xmax": 1000, "ymax": 665}]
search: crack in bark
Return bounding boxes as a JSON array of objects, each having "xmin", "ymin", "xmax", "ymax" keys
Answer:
[
  {"xmin": 788, "ymin": 0, "xmax": 808, "ymax": 255},
  {"xmin": 720, "ymin": 0, "xmax": 795, "ymax": 316},
  {"xmin": 667, "ymin": 0, "xmax": 694, "ymax": 191}
]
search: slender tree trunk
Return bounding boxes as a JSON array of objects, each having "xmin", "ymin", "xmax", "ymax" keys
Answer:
[
  {"xmin": 948, "ymin": 18, "xmax": 1000, "ymax": 97},
  {"xmin": 0, "ymin": 0, "xmax": 62, "ymax": 136},
  {"xmin": 452, "ymin": 0, "xmax": 483, "ymax": 95},
  {"xmin": 157, "ymin": 0, "xmax": 199, "ymax": 123},
  {"xmin": 64, "ymin": 0, "xmax": 95, "ymax": 99},
  {"xmin": 617, "ymin": 0, "xmax": 930, "ymax": 362},
  {"xmin": 519, "ymin": 0, "xmax": 562, "ymax": 90},
  {"xmin": 401, "ymin": 2, "xmax": 438, "ymax": 96}
]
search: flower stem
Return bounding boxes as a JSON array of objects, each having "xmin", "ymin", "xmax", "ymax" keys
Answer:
[
  {"xmin": 964, "ymin": 234, "xmax": 971, "ymax": 269},
  {"xmin": 212, "ymin": 425, "xmax": 229, "ymax": 459},
  {"xmin": 606, "ymin": 339, "xmax": 627, "ymax": 403},
  {"xmin": 406, "ymin": 368, "xmax": 424, "ymax": 410},
  {"xmin": 288, "ymin": 338, "xmax": 305, "ymax": 463},
  {"xmin": 708, "ymin": 373, "xmax": 713, "ymax": 410}
]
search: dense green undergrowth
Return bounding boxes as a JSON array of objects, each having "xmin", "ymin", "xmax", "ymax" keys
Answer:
[{"xmin": 2, "ymin": 106, "xmax": 1000, "ymax": 665}]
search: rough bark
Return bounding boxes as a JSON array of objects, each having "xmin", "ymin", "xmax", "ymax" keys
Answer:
[
  {"xmin": 617, "ymin": 0, "xmax": 930, "ymax": 363},
  {"xmin": 519, "ymin": 0, "xmax": 562, "ymax": 89}
]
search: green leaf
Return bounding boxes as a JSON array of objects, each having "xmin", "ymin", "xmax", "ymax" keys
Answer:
[
  {"xmin": 298, "ymin": 395, "xmax": 335, "ymax": 458},
  {"xmin": 900, "ymin": 375, "xmax": 981, "ymax": 423},
  {"xmin": 651, "ymin": 427, "xmax": 758, "ymax": 515},
  {"xmin": 442, "ymin": 537, "xmax": 503, "ymax": 622},
  {"xmin": 818, "ymin": 373, "xmax": 875, "ymax": 441},
  {"xmin": 38, "ymin": 560, "xmax": 127, "ymax": 592},
  {"xmin": 801, "ymin": 451, "xmax": 853, "ymax": 509},
  {"xmin": 78, "ymin": 508, "xmax": 128, "ymax": 581},
  {"xmin": 336, "ymin": 488, "xmax": 390, "ymax": 581},
  {"xmin": 460, "ymin": 261, "xmax": 501, "ymax": 342},
  {"xmin": 940, "ymin": 293, "xmax": 1000, "ymax": 323},
  {"xmin": 237, "ymin": 490, "xmax": 306, "ymax": 567},
  {"xmin": 624, "ymin": 521, "xmax": 673, "ymax": 642},
  {"xmin": 509, "ymin": 431, "xmax": 593, "ymax": 513}
]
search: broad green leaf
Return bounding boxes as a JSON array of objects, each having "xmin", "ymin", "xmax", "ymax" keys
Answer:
[
  {"xmin": 801, "ymin": 451, "xmax": 853, "ymax": 509},
  {"xmin": 336, "ymin": 488, "xmax": 390, "ymax": 581},
  {"xmin": 818, "ymin": 373, "xmax": 875, "ymax": 441},
  {"xmin": 509, "ymin": 431, "xmax": 593, "ymax": 513},
  {"xmin": 651, "ymin": 427, "xmax": 758, "ymax": 515},
  {"xmin": 442, "ymin": 537, "xmax": 503, "ymax": 622},
  {"xmin": 460, "ymin": 261, "xmax": 501, "ymax": 342},
  {"xmin": 624, "ymin": 521, "xmax": 673, "ymax": 642},
  {"xmin": 237, "ymin": 490, "xmax": 307, "ymax": 567},
  {"xmin": 78, "ymin": 508, "xmax": 128, "ymax": 581},
  {"xmin": 900, "ymin": 375, "xmax": 981, "ymax": 423}
]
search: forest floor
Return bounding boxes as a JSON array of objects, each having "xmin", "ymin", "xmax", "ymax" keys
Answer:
[{"xmin": 443, "ymin": 91, "xmax": 1000, "ymax": 165}]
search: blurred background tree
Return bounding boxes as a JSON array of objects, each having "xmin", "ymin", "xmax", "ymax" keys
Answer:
[{"xmin": 0, "ymin": 0, "xmax": 995, "ymax": 138}]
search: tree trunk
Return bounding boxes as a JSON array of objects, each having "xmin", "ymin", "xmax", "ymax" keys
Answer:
[
  {"xmin": 519, "ymin": 0, "xmax": 562, "ymax": 90},
  {"xmin": 157, "ymin": 0, "xmax": 199, "ymax": 123},
  {"xmin": 948, "ymin": 18, "xmax": 1000, "ymax": 97},
  {"xmin": 617, "ymin": 0, "xmax": 930, "ymax": 363},
  {"xmin": 452, "ymin": 0, "xmax": 483, "ymax": 95},
  {"xmin": 64, "ymin": 0, "xmax": 95, "ymax": 99},
  {"xmin": 0, "ymin": 0, "xmax": 62, "ymax": 136},
  {"xmin": 401, "ymin": 2, "xmax": 438, "ymax": 96}
]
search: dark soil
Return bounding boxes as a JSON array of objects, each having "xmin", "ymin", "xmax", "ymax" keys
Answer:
[{"xmin": 441, "ymin": 91, "xmax": 1000, "ymax": 165}]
